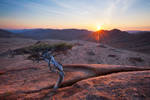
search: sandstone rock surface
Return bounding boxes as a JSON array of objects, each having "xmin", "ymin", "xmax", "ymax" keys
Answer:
[
  {"xmin": 0, "ymin": 64, "xmax": 150, "ymax": 100},
  {"xmin": 0, "ymin": 38, "xmax": 150, "ymax": 100}
]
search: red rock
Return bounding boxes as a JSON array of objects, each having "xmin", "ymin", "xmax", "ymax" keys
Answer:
[
  {"xmin": 0, "ymin": 64, "xmax": 150, "ymax": 100},
  {"xmin": 51, "ymin": 70, "xmax": 150, "ymax": 100}
]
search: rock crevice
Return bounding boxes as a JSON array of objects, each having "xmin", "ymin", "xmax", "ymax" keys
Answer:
[{"xmin": 0, "ymin": 64, "xmax": 150, "ymax": 100}]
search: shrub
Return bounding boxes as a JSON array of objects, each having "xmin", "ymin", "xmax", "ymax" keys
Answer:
[{"xmin": 13, "ymin": 42, "xmax": 73, "ymax": 55}]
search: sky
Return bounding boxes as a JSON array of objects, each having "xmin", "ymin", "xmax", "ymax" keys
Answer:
[{"xmin": 0, "ymin": 0, "xmax": 150, "ymax": 31}]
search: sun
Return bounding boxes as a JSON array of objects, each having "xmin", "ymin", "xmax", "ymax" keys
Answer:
[{"xmin": 96, "ymin": 25, "xmax": 101, "ymax": 31}]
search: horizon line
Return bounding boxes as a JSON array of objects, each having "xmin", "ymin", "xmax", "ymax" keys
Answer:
[{"xmin": 1, "ymin": 27, "xmax": 150, "ymax": 32}]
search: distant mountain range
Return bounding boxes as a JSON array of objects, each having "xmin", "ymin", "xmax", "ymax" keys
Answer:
[
  {"xmin": 7, "ymin": 28, "xmax": 92, "ymax": 40},
  {"xmin": 127, "ymin": 30, "xmax": 150, "ymax": 34},
  {"xmin": 0, "ymin": 29, "xmax": 25, "ymax": 38},
  {"xmin": 0, "ymin": 29, "xmax": 15, "ymax": 38},
  {"xmin": 1, "ymin": 28, "xmax": 150, "ymax": 54}
]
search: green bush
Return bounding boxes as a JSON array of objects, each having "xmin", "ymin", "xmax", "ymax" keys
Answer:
[{"xmin": 13, "ymin": 42, "xmax": 73, "ymax": 55}]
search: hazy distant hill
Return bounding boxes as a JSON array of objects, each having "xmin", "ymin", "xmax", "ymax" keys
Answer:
[
  {"xmin": 91, "ymin": 29, "xmax": 150, "ymax": 54},
  {"xmin": 10, "ymin": 29, "xmax": 92, "ymax": 40},
  {"xmin": 0, "ymin": 29, "xmax": 15, "ymax": 38},
  {"xmin": 0, "ymin": 29, "xmax": 27, "ymax": 38},
  {"xmin": 127, "ymin": 30, "xmax": 150, "ymax": 34}
]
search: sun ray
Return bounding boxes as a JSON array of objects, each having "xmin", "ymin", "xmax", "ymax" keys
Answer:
[{"xmin": 97, "ymin": 25, "xmax": 101, "ymax": 31}]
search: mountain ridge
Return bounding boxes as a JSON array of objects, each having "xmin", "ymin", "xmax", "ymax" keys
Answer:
[{"xmin": 1, "ymin": 28, "xmax": 150, "ymax": 54}]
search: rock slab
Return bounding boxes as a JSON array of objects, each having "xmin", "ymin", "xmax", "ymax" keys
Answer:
[{"xmin": 0, "ymin": 64, "xmax": 150, "ymax": 100}]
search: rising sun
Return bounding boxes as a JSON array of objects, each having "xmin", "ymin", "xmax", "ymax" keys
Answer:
[{"xmin": 97, "ymin": 25, "xmax": 101, "ymax": 31}]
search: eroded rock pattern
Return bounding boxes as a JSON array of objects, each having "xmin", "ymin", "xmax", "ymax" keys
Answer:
[
  {"xmin": 0, "ymin": 64, "xmax": 150, "ymax": 100},
  {"xmin": 52, "ymin": 70, "xmax": 150, "ymax": 100}
]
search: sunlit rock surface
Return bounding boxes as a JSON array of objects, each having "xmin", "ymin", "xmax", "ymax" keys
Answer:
[
  {"xmin": 0, "ymin": 64, "xmax": 150, "ymax": 100},
  {"xmin": 0, "ymin": 38, "xmax": 150, "ymax": 99},
  {"xmin": 51, "ymin": 70, "xmax": 150, "ymax": 100}
]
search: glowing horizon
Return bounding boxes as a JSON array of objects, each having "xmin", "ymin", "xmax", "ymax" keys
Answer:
[{"xmin": 0, "ymin": 0, "xmax": 150, "ymax": 31}]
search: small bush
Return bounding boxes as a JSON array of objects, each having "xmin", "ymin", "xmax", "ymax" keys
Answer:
[
  {"xmin": 53, "ymin": 43, "xmax": 73, "ymax": 52},
  {"xmin": 10, "ymin": 42, "xmax": 73, "ymax": 61},
  {"xmin": 13, "ymin": 42, "xmax": 73, "ymax": 55}
]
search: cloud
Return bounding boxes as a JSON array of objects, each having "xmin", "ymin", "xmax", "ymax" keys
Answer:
[
  {"xmin": 104, "ymin": 0, "xmax": 136, "ymax": 24},
  {"xmin": 50, "ymin": 0, "xmax": 97, "ymax": 16}
]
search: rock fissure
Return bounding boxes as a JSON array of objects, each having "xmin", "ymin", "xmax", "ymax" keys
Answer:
[
  {"xmin": 20, "ymin": 68, "xmax": 150, "ymax": 95},
  {"xmin": 59, "ymin": 68, "xmax": 150, "ymax": 88},
  {"xmin": 1, "ymin": 64, "xmax": 150, "ymax": 100}
]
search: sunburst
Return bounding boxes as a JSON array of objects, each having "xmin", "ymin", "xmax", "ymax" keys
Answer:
[{"xmin": 97, "ymin": 25, "xmax": 101, "ymax": 31}]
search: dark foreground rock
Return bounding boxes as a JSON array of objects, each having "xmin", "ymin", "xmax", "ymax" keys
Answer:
[{"xmin": 0, "ymin": 64, "xmax": 150, "ymax": 100}]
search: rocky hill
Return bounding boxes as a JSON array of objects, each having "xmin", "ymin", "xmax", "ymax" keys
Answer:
[{"xmin": 91, "ymin": 29, "xmax": 150, "ymax": 54}]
